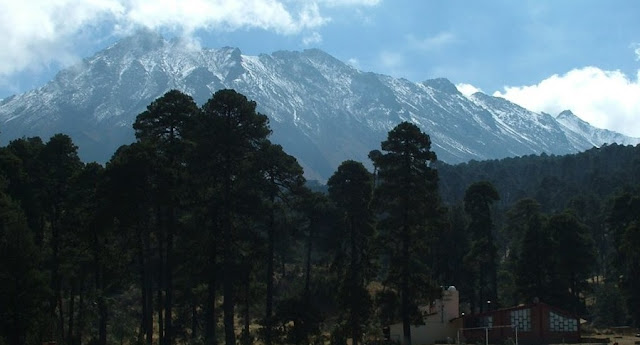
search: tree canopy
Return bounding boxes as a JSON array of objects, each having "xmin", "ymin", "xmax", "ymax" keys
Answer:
[{"xmin": 2, "ymin": 91, "xmax": 640, "ymax": 345}]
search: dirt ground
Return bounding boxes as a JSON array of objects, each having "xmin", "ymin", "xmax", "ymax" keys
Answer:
[{"xmin": 583, "ymin": 333, "xmax": 640, "ymax": 345}]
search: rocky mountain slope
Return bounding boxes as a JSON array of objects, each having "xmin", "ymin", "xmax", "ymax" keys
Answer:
[
  {"xmin": 554, "ymin": 110, "xmax": 638, "ymax": 149},
  {"xmin": 1, "ymin": 31, "xmax": 638, "ymax": 180}
]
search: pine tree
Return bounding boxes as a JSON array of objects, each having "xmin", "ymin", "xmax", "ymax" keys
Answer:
[
  {"xmin": 133, "ymin": 89, "xmax": 199, "ymax": 345},
  {"xmin": 197, "ymin": 89, "xmax": 272, "ymax": 345},
  {"xmin": 0, "ymin": 189, "xmax": 49, "ymax": 345},
  {"xmin": 513, "ymin": 208, "xmax": 555, "ymax": 304},
  {"xmin": 328, "ymin": 160, "xmax": 375, "ymax": 345},
  {"xmin": 370, "ymin": 122, "xmax": 441, "ymax": 345},
  {"xmin": 105, "ymin": 143, "xmax": 157, "ymax": 345},
  {"xmin": 547, "ymin": 211, "xmax": 595, "ymax": 312},
  {"xmin": 463, "ymin": 181, "xmax": 499, "ymax": 312},
  {"xmin": 256, "ymin": 141, "xmax": 305, "ymax": 345}
]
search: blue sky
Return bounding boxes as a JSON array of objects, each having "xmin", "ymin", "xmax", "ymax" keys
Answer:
[{"xmin": 2, "ymin": 0, "xmax": 640, "ymax": 136}]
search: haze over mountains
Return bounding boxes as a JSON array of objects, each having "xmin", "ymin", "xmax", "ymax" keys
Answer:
[{"xmin": 1, "ymin": 31, "xmax": 638, "ymax": 180}]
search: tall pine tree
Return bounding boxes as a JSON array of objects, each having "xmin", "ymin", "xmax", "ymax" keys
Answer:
[
  {"xmin": 328, "ymin": 160, "xmax": 375, "ymax": 345},
  {"xmin": 370, "ymin": 122, "xmax": 441, "ymax": 345}
]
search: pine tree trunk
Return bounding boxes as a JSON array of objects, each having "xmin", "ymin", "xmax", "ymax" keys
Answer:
[
  {"xmin": 489, "ymin": 236, "xmax": 498, "ymax": 308},
  {"xmin": 265, "ymin": 205, "xmax": 275, "ymax": 345},
  {"xmin": 192, "ymin": 297, "xmax": 198, "ymax": 341},
  {"xmin": 77, "ymin": 281, "xmax": 86, "ymax": 345},
  {"xmin": 140, "ymin": 253, "xmax": 149, "ymax": 344},
  {"xmin": 222, "ymin": 158, "xmax": 236, "ymax": 345},
  {"xmin": 97, "ymin": 258, "xmax": 107, "ymax": 345},
  {"xmin": 58, "ymin": 282, "xmax": 65, "ymax": 343},
  {"xmin": 402, "ymin": 223, "xmax": 411, "ymax": 345},
  {"xmin": 350, "ymin": 216, "xmax": 359, "ymax": 345},
  {"xmin": 223, "ymin": 258, "xmax": 235, "ymax": 345},
  {"xmin": 137, "ymin": 223, "xmax": 154, "ymax": 345},
  {"xmin": 145, "ymin": 229, "xmax": 154, "ymax": 345},
  {"xmin": 223, "ymin": 207, "xmax": 235, "ymax": 345},
  {"xmin": 479, "ymin": 267, "xmax": 485, "ymax": 312},
  {"xmin": 206, "ymin": 224, "xmax": 218, "ymax": 345},
  {"xmin": 158, "ymin": 216, "xmax": 165, "ymax": 345},
  {"xmin": 165, "ymin": 205, "xmax": 175, "ymax": 345},
  {"xmin": 243, "ymin": 273, "xmax": 251, "ymax": 345},
  {"xmin": 205, "ymin": 275, "xmax": 217, "ymax": 345},
  {"xmin": 68, "ymin": 286, "xmax": 75, "ymax": 345},
  {"xmin": 94, "ymin": 229, "xmax": 107, "ymax": 345},
  {"xmin": 98, "ymin": 295, "xmax": 108, "ymax": 345},
  {"xmin": 51, "ymin": 220, "xmax": 65, "ymax": 343},
  {"xmin": 303, "ymin": 221, "xmax": 314, "ymax": 345}
]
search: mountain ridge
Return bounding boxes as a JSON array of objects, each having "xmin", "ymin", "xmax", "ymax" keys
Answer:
[{"xmin": 1, "ymin": 31, "xmax": 638, "ymax": 180}]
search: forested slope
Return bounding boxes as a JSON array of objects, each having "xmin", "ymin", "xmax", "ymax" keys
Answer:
[{"xmin": 1, "ymin": 90, "xmax": 639, "ymax": 345}]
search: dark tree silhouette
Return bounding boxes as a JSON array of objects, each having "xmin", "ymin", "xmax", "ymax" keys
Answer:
[
  {"xmin": 463, "ymin": 181, "xmax": 499, "ymax": 312},
  {"xmin": 134, "ymin": 89, "xmax": 199, "ymax": 345},
  {"xmin": 328, "ymin": 160, "xmax": 375, "ymax": 345},
  {"xmin": 370, "ymin": 122, "xmax": 441, "ymax": 345},
  {"xmin": 199, "ymin": 89, "xmax": 271, "ymax": 345}
]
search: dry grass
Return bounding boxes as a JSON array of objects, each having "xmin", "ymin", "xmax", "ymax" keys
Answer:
[{"xmin": 585, "ymin": 334, "xmax": 640, "ymax": 345}]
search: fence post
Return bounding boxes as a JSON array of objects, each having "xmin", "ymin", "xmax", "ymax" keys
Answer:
[{"xmin": 485, "ymin": 327, "xmax": 488, "ymax": 345}]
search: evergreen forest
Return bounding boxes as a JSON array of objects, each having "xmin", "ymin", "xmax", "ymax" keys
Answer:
[{"xmin": 1, "ymin": 89, "xmax": 639, "ymax": 345}]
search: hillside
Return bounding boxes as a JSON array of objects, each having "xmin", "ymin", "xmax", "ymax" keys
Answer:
[{"xmin": 1, "ymin": 31, "xmax": 638, "ymax": 180}]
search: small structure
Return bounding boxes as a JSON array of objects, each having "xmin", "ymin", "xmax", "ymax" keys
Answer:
[
  {"xmin": 388, "ymin": 286, "xmax": 462, "ymax": 345},
  {"xmin": 459, "ymin": 302, "xmax": 580, "ymax": 344}
]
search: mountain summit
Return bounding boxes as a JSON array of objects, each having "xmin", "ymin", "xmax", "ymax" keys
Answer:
[
  {"xmin": 1, "ymin": 32, "xmax": 638, "ymax": 180},
  {"xmin": 554, "ymin": 109, "xmax": 637, "ymax": 149}
]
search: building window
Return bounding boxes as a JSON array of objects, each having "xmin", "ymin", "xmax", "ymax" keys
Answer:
[
  {"xmin": 549, "ymin": 311, "xmax": 578, "ymax": 332},
  {"xmin": 510, "ymin": 308, "xmax": 531, "ymax": 332}
]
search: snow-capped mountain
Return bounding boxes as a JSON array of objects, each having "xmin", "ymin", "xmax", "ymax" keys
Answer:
[
  {"xmin": 1, "ymin": 31, "xmax": 638, "ymax": 180},
  {"xmin": 467, "ymin": 92, "xmax": 577, "ymax": 157},
  {"xmin": 554, "ymin": 110, "xmax": 639, "ymax": 149}
]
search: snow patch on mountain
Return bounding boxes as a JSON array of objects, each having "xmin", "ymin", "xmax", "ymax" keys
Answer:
[
  {"xmin": 555, "ymin": 110, "xmax": 640, "ymax": 148},
  {"xmin": 1, "ymin": 31, "xmax": 638, "ymax": 180}
]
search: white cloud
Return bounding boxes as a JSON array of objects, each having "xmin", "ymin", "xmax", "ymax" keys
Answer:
[
  {"xmin": 318, "ymin": 0, "xmax": 381, "ymax": 6},
  {"xmin": 407, "ymin": 32, "xmax": 457, "ymax": 51},
  {"xmin": 0, "ymin": 77, "xmax": 21, "ymax": 99},
  {"xmin": 494, "ymin": 67, "xmax": 640, "ymax": 137},
  {"xmin": 347, "ymin": 58, "xmax": 360, "ymax": 68},
  {"xmin": 302, "ymin": 32, "xmax": 323, "ymax": 46},
  {"xmin": 374, "ymin": 50, "xmax": 411, "ymax": 79},
  {"xmin": 0, "ymin": 0, "xmax": 379, "ymax": 77},
  {"xmin": 0, "ymin": 0, "xmax": 124, "ymax": 76},
  {"xmin": 633, "ymin": 43, "xmax": 640, "ymax": 61},
  {"xmin": 121, "ymin": 0, "xmax": 324, "ymax": 35},
  {"xmin": 456, "ymin": 83, "xmax": 483, "ymax": 97},
  {"xmin": 379, "ymin": 51, "xmax": 403, "ymax": 69}
]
